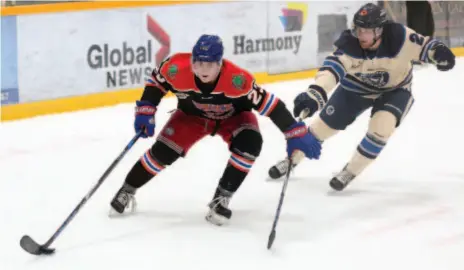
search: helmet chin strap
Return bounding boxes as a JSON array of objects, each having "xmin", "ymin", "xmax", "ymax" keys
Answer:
[
  {"xmin": 368, "ymin": 38, "xmax": 377, "ymax": 49},
  {"xmin": 368, "ymin": 28, "xmax": 382, "ymax": 49}
]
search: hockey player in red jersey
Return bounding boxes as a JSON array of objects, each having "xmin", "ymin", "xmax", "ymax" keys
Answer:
[{"xmin": 109, "ymin": 34, "xmax": 322, "ymax": 226}]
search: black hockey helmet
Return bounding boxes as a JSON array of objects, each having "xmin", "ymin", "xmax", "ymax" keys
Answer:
[
  {"xmin": 351, "ymin": 3, "xmax": 387, "ymax": 47},
  {"xmin": 353, "ymin": 3, "xmax": 387, "ymax": 29}
]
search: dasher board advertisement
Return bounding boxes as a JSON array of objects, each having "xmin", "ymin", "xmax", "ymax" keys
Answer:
[
  {"xmin": 15, "ymin": 1, "xmax": 367, "ymax": 102},
  {"xmin": 1, "ymin": 16, "xmax": 19, "ymax": 105},
  {"xmin": 15, "ymin": 2, "xmax": 269, "ymax": 102}
]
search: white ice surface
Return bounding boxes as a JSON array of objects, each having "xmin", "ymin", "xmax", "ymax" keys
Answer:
[{"xmin": 1, "ymin": 59, "xmax": 463, "ymax": 270}]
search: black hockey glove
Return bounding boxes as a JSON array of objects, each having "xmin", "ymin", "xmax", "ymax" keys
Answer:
[
  {"xmin": 431, "ymin": 43, "xmax": 455, "ymax": 71},
  {"xmin": 293, "ymin": 85, "xmax": 327, "ymax": 119}
]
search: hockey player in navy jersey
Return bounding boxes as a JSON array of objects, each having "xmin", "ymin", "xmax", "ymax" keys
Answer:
[{"xmin": 268, "ymin": 3, "xmax": 456, "ymax": 191}]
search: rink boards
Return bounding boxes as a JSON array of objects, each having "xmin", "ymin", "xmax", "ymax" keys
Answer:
[{"xmin": 1, "ymin": 1, "xmax": 464, "ymax": 121}]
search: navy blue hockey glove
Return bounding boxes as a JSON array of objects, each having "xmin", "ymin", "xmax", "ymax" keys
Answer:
[
  {"xmin": 293, "ymin": 85, "xmax": 327, "ymax": 119},
  {"xmin": 431, "ymin": 43, "xmax": 455, "ymax": 71},
  {"xmin": 134, "ymin": 100, "xmax": 156, "ymax": 138},
  {"xmin": 284, "ymin": 122, "xmax": 321, "ymax": 160}
]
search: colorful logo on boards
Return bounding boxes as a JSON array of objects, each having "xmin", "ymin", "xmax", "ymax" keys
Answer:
[
  {"xmin": 279, "ymin": 3, "xmax": 307, "ymax": 32},
  {"xmin": 232, "ymin": 2, "xmax": 307, "ymax": 56}
]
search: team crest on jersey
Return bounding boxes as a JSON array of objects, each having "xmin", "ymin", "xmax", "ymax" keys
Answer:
[
  {"xmin": 164, "ymin": 127, "xmax": 175, "ymax": 136},
  {"xmin": 192, "ymin": 100, "xmax": 235, "ymax": 119},
  {"xmin": 354, "ymin": 71, "xmax": 390, "ymax": 87},
  {"xmin": 167, "ymin": 65, "xmax": 178, "ymax": 78},
  {"xmin": 232, "ymin": 74, "xmax": 245, "ymax": 90}
]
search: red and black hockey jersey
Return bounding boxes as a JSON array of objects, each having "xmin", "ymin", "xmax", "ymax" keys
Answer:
[{"xmin": 140, "ymin": 53, "xmax": 296, "ymax": 132}]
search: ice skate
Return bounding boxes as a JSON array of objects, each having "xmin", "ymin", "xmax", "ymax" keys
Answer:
[
  {"xmin": 109, "ymin": 183, "xmax": 137, "ymax": 216},
  {"xmin": 268, "ymin": 158, "xmax": 297, "ymax": 179},
  {"xmin": 329, "ymin": 166, "xmax": 356, "ymax": 191},
  {"xmin": 205, "ymin": 187, "xmax": 233, "ymax": 226}
]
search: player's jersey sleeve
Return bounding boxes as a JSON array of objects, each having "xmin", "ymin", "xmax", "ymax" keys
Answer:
[
  {"xmin": 400, "ymin": 25, "xmax": 440, "ymax": 63},
  {"xmin": 238, "ymin": 79, "xmax": 296, "ymax": 132},
  {"xmin": 140, "ymin": 57, "xmax": 174, "ymax": 106},
  {"xmin": 307, "ymin": 23, "xmax": 441, "ymax": 100},
  {"xmin": 309, "ymin": 32, "xmax": 353, "ymax": 99}
]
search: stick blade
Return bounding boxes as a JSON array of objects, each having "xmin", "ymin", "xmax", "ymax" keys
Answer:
[
  {"xmin": 267, "ymin": 230, "xmax": 276, "ymax": 250},
  {"xmin": 20, "ymin": 235, "xmax": 55, "ymax": 256}
]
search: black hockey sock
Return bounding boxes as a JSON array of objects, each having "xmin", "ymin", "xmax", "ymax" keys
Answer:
[
  {"xmin": 218, "ymin": 164, "xmax": 248, "ymax": 193},
  {"xmin": 125, "ymin": 149, "xmax": 167, "ymax": 188},
  {"xmin": 218, "ymin": 128, "xmax": 262, "ymax": 193},
  {"xmin": 125, "ymin": 141, "xmax": 181, "ymax": 189},
  {"xmin": 124, "ymin": 160, "xmax": 155, "ymax": 189},
  {"xmin": 218, "ymin": 152, "xmax": 255, "ymax": 193}
]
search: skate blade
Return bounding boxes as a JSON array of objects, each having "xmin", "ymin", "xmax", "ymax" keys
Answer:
[
  {"xmin": 108, "ymin": 201, "xmax": 137, "ymax": 218},
  {"xmin": 329, "ymin": 179, "xmax": 346, "ymax": 191},
  {"xmin": 205, "ymin": 211, "xmax": 229, "ymax": 226},
  {"xmin": 265, "ymin": 177, "xmax": 281, "ymax": 182}
]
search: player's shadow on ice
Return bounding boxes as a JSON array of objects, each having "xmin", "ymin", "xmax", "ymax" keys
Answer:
[
  {"xmin": 265, "ymin": 176, "xmax": 374, "ymax": 196},
  {"xmin": 49, "ymin": 208, "xmax": 309, "ymax": 255},
  {"xmin": 46, "ymin": 177, "xmax": 439, "ymax": 256},
  {"xmin": 44, "ymin": 211, "xmax": 201, "ymax": 255},
  {"xmin": 266, "ymin": 175, "xmax": 443, "ymax": 198}
]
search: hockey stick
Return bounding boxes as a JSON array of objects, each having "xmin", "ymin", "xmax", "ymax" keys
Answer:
[
  {"xmin": 267, "ymin": 110, "xmax": 309, "ymax": 249},
  {"xmin": 267, "ymin": 151, "xmax": 305, "ymax": 250},
  {"xmin": 20, "ymin": 130, "xmax": 143, "ymax": 256},
  {"xmin": 267, "ymin": 155, "xmax": 294, "ymax": 250}
]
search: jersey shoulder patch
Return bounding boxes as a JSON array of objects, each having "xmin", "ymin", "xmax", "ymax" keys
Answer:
[
  {"xmin": 215, "ymin": 60, "xmax": 254, "ymax": 98},
  {"xmin": 159, "ymin": 53, "xmax": 196, "ymax": 91},
  {"xmin": 159, "ymin": 53, "xmax": 190, "ymax": 80}
]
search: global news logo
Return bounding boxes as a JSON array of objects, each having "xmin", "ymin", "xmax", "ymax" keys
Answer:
[{"xmin": 279, "ymin": 3, "xmax": 307, "ymax": 32}]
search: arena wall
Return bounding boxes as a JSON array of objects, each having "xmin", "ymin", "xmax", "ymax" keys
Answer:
[{"xmin": 1, "ymin": 1, "xmax": 463, "ymax": 121}]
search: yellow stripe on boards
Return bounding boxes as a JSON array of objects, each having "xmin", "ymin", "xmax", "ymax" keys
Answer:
[
  {"xmin": 2, "ymin": 48, "xmax": 463, "ymax": 122},
  {"xmin": 0, "ymin": 0, "xmax": 217, "ymax": 16},
  {"xmin": 0, "ymin": 69, "xmax": 318, "ymax": 122},
  {"xmin": 1, "ymin": 88, "xmax": 144, "ymax": 121},
  {"xmin": 451, "ymin": 47, "xmax": 464, "ymax": 56}
]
